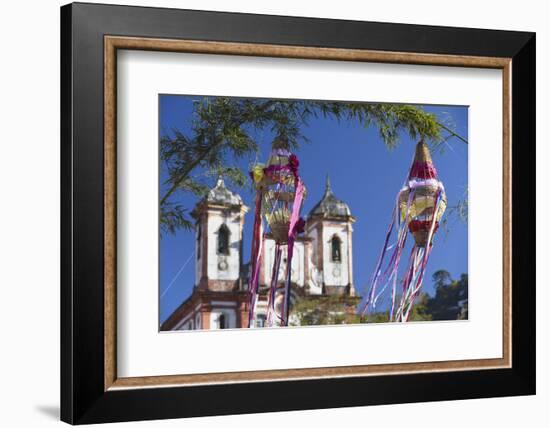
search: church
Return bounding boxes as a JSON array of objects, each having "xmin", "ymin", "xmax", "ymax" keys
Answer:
[{"xmin": 161, "ymin": 175, "xmax": 360, "ymax": 331}]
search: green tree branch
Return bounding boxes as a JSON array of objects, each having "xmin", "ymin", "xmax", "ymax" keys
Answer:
[{"xmin": 160, "ymin": 97, "xmax": 468, "ymax": 235}]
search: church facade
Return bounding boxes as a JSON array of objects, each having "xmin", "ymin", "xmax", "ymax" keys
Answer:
[{"xmin": 161, "ymin": 176, "xmax": 360, "ymax": 331}]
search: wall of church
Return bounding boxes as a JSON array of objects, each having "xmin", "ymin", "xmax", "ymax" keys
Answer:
[
  {"xmin": 173, "ymin": 303, "xmax": 201, "ymax": 330},
  {"xmin": 209, "ymin": 304, "xmax": 238, "ymax": 329},
  {"xmin": 321, "ymin": 222, "xmax": 351, "ymax": 287},
  {"xmin": 206, "ymin": 211, "xmax": 242, "ymax": 282},
  {"xmin": 261, "ymin": 239, "xmax": 306, "ymax": 289}
]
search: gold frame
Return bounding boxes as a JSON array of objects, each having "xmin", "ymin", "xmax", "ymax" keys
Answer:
[{"xmin": 104, "ymin": 36, "xmax": 512, "ymax": 391}]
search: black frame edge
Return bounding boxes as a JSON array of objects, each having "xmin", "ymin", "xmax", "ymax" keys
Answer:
[
  {"xmin": 61, "ymin": 3, "xmax": 74, "ymax": 425},
  {"xmin": 61, "ymin": 2, "xmax": 536, "ymax": 424},
  {"xmin": 71, "ymin": 1, "xmax": 533, "ymax": 57},
  {"xmin": 511, "ymin": 33, "xmax": 536, "ymax": 393}
]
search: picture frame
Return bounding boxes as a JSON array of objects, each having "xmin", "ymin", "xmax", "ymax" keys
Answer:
[{"xmin": 60, "ymin": 2, "xmax": 535, "ymax": 424}]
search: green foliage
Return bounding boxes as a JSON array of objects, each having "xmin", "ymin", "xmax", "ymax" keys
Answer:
[
  {"xmin": 424, "ymin": 271, "xmax": 468, "ymax": 320},
  {"xmin": 312, "ymin": 102, "xmax": 442, "ymax": 149},
  {"xmin": 441, "ymin": 187, "xmax": 469, "ymax": 230},
  {"xmin": 363, "ymin": 311, "xmax": 391, "ymax": 323},
  {"xmin": 282, "ymin": 270, "xmax": 467, "ymax": 326},
  {"xmin": 160, "ymin": 97, "xmax": 464, "ymax": 235},
  {"xmin": 290, "ymin": 295, "xmax": 362, "ymax": 326},
  {"xmin": 366, "ymin": 271, "xmax": 468, "ymax": 323},
  {"xmin": 407, "ymin": 293, "xmax": 433, "ymax": 321},
  {"xmin": 160, "ymin": 202, "xmax": 193, "ymax": 234}
]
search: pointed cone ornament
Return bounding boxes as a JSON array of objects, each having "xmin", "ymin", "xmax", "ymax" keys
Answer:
[
  {"xmin": 399, "ymin": 140, "xmax": 447, "ymax": 246},
  {"xmin": 414, "ymin": 139, "xmax": 432, "ymax": 164},
  {"xmin": 363, "ymin": 139, "xmax": 448, "ymax": 322},
  {"xmin": 247, "ymin": 136, "xmax": 306, "ymax": 327}
]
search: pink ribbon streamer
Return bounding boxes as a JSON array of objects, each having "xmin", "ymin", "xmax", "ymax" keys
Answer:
[
  {"xmin": 247, "ymin": 192, "xmax": 264, "ymax": 327},
  {"xmin": 281, "ymin": 178, "xmax": 305, "ymax": 326},
  {"xmin": 247, "ymin": 151, "xmax": 306, "ymax": 327}
]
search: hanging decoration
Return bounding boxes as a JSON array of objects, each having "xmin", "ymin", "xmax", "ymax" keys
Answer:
[
  {"xmin": 247, "ymin": 136, "xmax": 306, "ymax": 327},
  {"xmin": 362, "ymin": 140, "xmax": 447, "ymax": 322}
]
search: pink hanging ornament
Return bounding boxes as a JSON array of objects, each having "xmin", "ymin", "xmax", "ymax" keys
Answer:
[
  {"xmin": 362, "ymin": 140, "xmax": 447, "ymax": 322},
  {"xmin": 247, "ymin": 137, "xmax": 306, "ymax": 327}
]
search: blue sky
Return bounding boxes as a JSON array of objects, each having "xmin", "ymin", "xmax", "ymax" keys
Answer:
[{"xmin": 159, "ymin": 95, "xmax": 468, "ymax": 323}]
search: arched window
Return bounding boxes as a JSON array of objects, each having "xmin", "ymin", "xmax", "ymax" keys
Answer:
[
  {"xmin": 218, "ymin": 313, "xmax": 226, "ymax": 329},
  {"xmin": 331, "ymin": 235, "xmax": 342, "ymax": 262},
  {"xmin": 217, "ymin": 224, "xmax": 230, "ymax": 255}
]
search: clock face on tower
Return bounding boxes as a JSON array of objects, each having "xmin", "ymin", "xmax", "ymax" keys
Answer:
[{"xmin": 218, "ymin": 257, "xmax": 228, "ymax": 271}]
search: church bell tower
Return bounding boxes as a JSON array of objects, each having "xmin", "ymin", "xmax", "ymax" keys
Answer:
[
  {"xmin": 305, "ymin": 176, "xmax": 356, "ymax": 296},
  {"xmin": 192, "ymin": 177, "xmax": 248, "ymax": 292}
]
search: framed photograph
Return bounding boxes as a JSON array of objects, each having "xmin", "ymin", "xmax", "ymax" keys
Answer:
[{"xmin": 60, "ymin": 2, "xmax": 535, "ymax": 424}]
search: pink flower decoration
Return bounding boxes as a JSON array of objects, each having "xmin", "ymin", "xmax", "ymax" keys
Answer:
[
  {"xmin": 294, "ymin": 217, "xmax": 306, "ymax": 235},
  {"xmin": 288, "ymin": 154, "xmax": 299, "ymax": 173}
]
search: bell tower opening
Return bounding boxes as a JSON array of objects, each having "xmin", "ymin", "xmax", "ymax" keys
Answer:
[
  {"xmin": 217, "ymin": 224, "xmax": 230, "ymax": 255},
  {"xmin": 218, "ymin": 313, "xmax": 226, "ymax": 329},
  {"xmin": 331, "ymin": 235, "xmax": 342, "ymax": 262}
]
